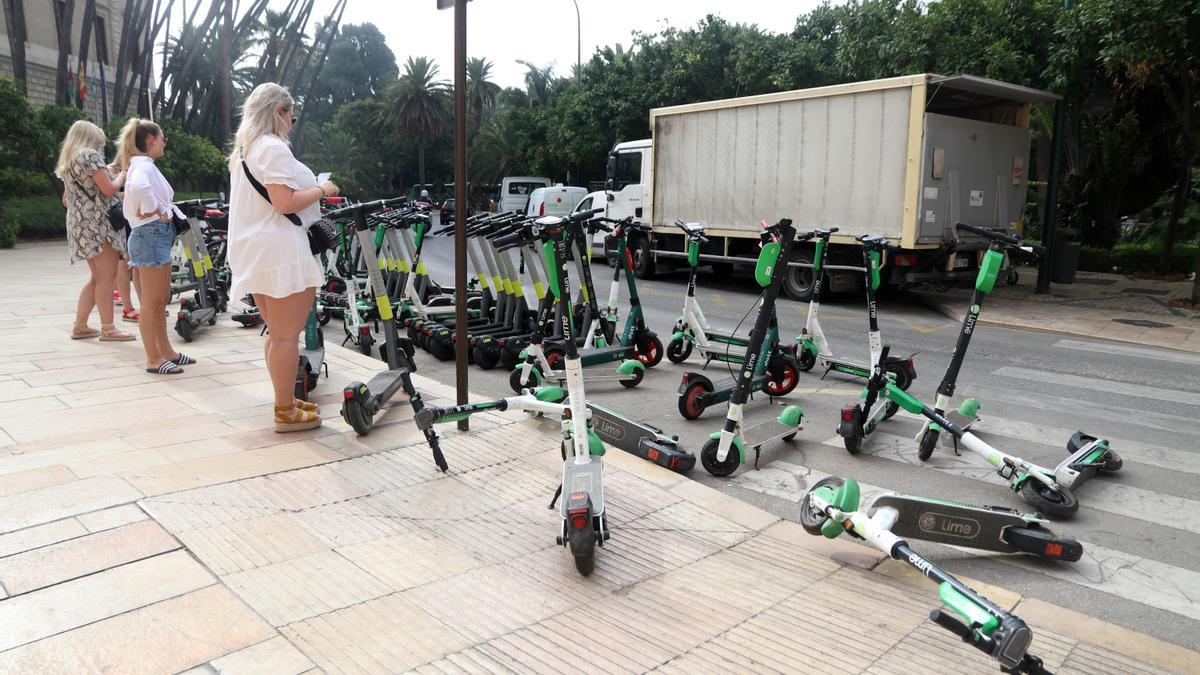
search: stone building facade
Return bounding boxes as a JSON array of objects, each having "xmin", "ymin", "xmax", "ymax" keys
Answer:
[{"xmin": 1, "ymin": 0, "xmax": 143, "ymax": 119}]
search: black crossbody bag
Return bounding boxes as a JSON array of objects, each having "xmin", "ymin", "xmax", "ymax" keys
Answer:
[{"xmin": 241, "ymin": 160, "xmax": 335, "ymax": 255}]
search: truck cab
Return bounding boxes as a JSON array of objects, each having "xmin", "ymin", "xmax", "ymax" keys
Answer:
[{"xmin": 605, "ymin": 140, "xmax": 652, "ymax": 223}]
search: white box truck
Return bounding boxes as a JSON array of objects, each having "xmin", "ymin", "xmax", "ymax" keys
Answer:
[{"xmin": 604, "ymin": 73, "xmax": 1056, "ymax": 298}]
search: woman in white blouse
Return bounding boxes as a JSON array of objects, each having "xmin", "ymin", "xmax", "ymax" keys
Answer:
[
  {"xmin": 227, "ymin": 82, "xmax": 339, "ymax": 432},
  {"xmin": 115, "ymin": 118, "xmax": 193, "ymax": 375}
]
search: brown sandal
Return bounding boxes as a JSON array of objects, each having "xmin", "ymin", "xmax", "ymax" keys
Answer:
[
  {"xmin": 99, "ymin": 324, "xmax": 136, "ymax": 342},
  {"xmin": 275, "ymin": 405, "xmax": 321, "ymax": 432},
  {"xmin": 71, "ymin": 323, "xmax": 100, "ymax": 339}
]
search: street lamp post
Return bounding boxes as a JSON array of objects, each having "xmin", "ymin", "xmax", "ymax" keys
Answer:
[{"xmin": 572, "ymin": 0, "xmax": 581, "ymax": 84}]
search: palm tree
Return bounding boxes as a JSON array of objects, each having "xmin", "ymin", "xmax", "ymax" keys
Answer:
[
  {"xmin": 381, "ymin": 56, "xmax": 450, "ymax": 191},
  {"xmin": 516, "ymin": 60, "xmax": 554, "ymax": 107},
  {"xmin": 470, "ymin": 115, "xmax": 517, "ymax": 184},
  {"xmin": 466, "ymin": 57, "xmax": 500, "ymax": 131}
]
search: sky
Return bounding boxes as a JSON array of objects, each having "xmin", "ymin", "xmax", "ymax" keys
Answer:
[{"xmin": 298, "ymin": 0, "xmax": 827, "ymax": 90}]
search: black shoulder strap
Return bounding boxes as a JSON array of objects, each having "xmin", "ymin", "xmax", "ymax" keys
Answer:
[{"xmin": 241, "ymin": 159, "xmax": 303, "ymax": 227}]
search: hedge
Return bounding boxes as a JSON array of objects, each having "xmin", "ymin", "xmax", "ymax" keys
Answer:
[
  {"xmin": 2, "ymin": 194, "xmax": 65, "ymax": 239},
  {"xmin": 1078, "ymin": 243, "xmax": 1198, "ymax": 276}
]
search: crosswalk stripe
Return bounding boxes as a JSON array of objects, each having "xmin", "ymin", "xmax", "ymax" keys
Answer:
[
  {"xmin": 993, "ymin": 366, "xmax": 1200, "ymax": 407},
  {"xmin": 892, "ymin": 410, "xmax": 1200, "ymax": 476},
  {"xmin": 821, "ymin": 431, "xmax": 1200, "ymax": 537},
  {"xmin": 1053, "ymin": 338, "xmax": 1200, "ymax": 367},
  {"xmin": 731, "ymin": 459, "xmax": 1200, "ymax": 624}
]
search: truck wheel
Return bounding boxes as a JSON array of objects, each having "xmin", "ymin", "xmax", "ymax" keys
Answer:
[
  {"xmin": 631, "ymin": 234, "xmax": 655, "ymax": 279},
  {"xmin": 783, "ymin": 249, "xmax": 816, "ymax": 301}
]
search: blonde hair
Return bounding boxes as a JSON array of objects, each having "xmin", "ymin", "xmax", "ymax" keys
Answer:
[
  {"xmin": 54, "ymin": 120, "xmax": 107, "ymax": 178},
  {"xmin": 112, "ymin": 117, "xmax": 163, "ymax": 172},
  {"xmin": 229, "ymin": 82, "xmax": 293, "ymax": 170}
]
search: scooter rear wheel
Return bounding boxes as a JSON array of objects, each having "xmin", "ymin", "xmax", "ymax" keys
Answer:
[
  {"xmin": 800, "ymin": 476, "xmax": 844, "ymax": 536},
  {"xmin": 678, "ymin": 381, "xmax": 711, "ymax": 420},
  {"xmin": 1020, "ymin": 478, "xmax": 1079, "ymax": 518},
  {"xmin": 342, "ymin": 398, "xmax": 374, "ymax": 436},
  {"xmin": 177, "ymin": 318, "xmax": 194, "ymax": 343},
  {"xmin": 918, "ymin": 428, "xmax": 938, "ymax": 461},
  {"xmin": 635, "ymin": 335, "xmax": 664, "ymax": 368},
  {"xmin": 841, "ymin": 409, "xmax": 864, "ymax": 455},
  {"xmin": 667, "ymin": 337, "xmax": 693, "ymax": 364},
  {"xmin": 570, "ymin": 519, "xmax": 597, "ymax": 577},
  {"xmin": 473, "ymin": 345, "xmax": 499, "ymax": 370},
  {"xmin": 764, "ymin": 360, "xmax": 800, "ymax": 397},
  {"xmin": 1100, "ymin": 450, "xmax": 1123, "ymax": 473},
  {"xmin": 700, "ymin": 437, "xmax": 740, "ymax": 477}
]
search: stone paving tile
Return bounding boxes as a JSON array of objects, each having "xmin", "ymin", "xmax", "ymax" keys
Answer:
[
  {"xmin": 0, "ymin": 518, "xmax": 88, "ymax": 558},
  {"xmin": 337, "ymin": 528, "xmax": 487, "ymax": 591},
  {"xmin": 0, "ymin": 395, "xmax": 68, "ymax": 419},
  {"xmin": 240, "ymin": 464, "xmax": 373, "ymax": 511},
  {"xmin": 0, "ymin": 519, "xmax": 180, "ymax": 595},
  {"xmin": 208, "ymin": 636, "xmax": 315, "ymax": 675},
  {"xmin": 178, "ymin": 513, "xmax": 330, "ymax": 576},
  {"xmin": 77, "ymin": 503, "xmax": 150, "ymax": 532},
  {"xmin": 0, "ymin": 475, "xmax": 143, "ymax": 534},
  {"xmin": 121, "ymin": 441, "xmax": 345, "ymax": 496},
  {"xmin": 223, "ymin": 550, "xmax": 393, "ymax": 626},
  {"xmin": 325, "ymin": 451, "xmax": 436, "ymax": 493},
  {"xmin": 282, "ymin": 593, "xmax": 474, "ymax": 674},
  {"xmin": 452, "ymin": 458, "xmax": 562, "ymax": 507},
  {"xmin": 289, "ymin": 500, "xmax": 419, "ymax": 548},
  {"xmin": 433, "ymin": 497, "xmax": 556, "ymax": 564},
  {"xmin": 0, "ymin": 585, "xmax": 275, "ymax": 675},
  {"xmin": 0, "ymin": 395, "xmax": 198, "ymax": 443},
  {"xmin": 0, "ymin": 464, "xmax": 76, "ymax": 498},
  {"xmin": 0, "ymin": 549, "xmax": 214, "ymax": 651},
  {"xmin": 585, "ymin": 526, "xmax": 724, "ymax": 591},
  {"xmin": 624, "ymin": 499, "xmax": 754, "ymax": 548}
]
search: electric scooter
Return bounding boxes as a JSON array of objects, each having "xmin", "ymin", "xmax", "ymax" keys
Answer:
[
  {"xmin": 330, "ymin": 199, "xmax": 446, "ymax": 471},
  {"xmin": 173, "ymin": 199, "xmax": 227, "ymax": 342},
  {"xmin": 687, "ymin": 219, "xmax": 806, "ymax": 477},
  {"xmin": 800, "ymin": 476, "xmax": 1053, "ymax": 674},
  {"xmin": 665, "ymin": 220, "xmax": 751, "ymax": 363},
  {"xmin": 294, "ymin": 296, "xmax": 326, "ymax": 401},
  {"xmin": 842, "ymin": 346, "xmax": 1122, "ymax": 518},
  {"xmin": 797, "ymin": 231, "xmax": 916, "ymax": 390},
  {"xmin": 510, "ymin": 217, "xmax": 661, "ymax": 392},
  {"xmin": 916, "ymin": 222, "xmax": 1039, "ymax": 459}
]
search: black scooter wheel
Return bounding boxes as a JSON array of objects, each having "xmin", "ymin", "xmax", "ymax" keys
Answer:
[
  {"xmin": 358, "ymin": 334, "xmax": 374, "ymax": 356},
  {"xmin": 499, "ymin": 348, "xmax": 519, "ymax": 370},
  {"xmin": 473, "ymin": 345, "xmax": 499, "ymax": 370},
  {"xmin": 884, "ymin": 362, "xmax": 913, "ymax": 391},
  {"xmin": 678, "ymin": 381, "xmax": 711, "ymax": 420},
  {"xmin": 619, "ymin": 366, "xmax": 644, "ymax": 389},
  {"xmin": 666, "ymin": 337, "xmax": 693, "ymax": 364},
  {"xmin": 841, "ymin": 409, "xmax": 864, "ymax": 455},
  {"xmin": 570, "ymin": 519, "xmax": 597, "ymax": 577},
  {"xmin": 918, "ymin": 428, "xmax": 938, "ymax": 461},
  {"xmin": 177, "ymin": 319, "xmax": 194, "ymax": 343},
  {"xmin": 635, "ymin": 335, "xmax": 664, "ymax": 368},
  {"xmin": 1099, "ymin": 449, "xmax": 1123, "ymax": 473},
  {"xmin": 509, "ymin": 367, "xmax": 541, "ymax": 394},
  {"xmin": 800, "ymin": 476, "xmax": 844, "ymax": 536},
  {"xmin": 342, "ymin": 398, "xmax": 374, "ymax": 436},
  {"xmin": 882, "ymin": 401, "xmax": 901, "ymax": 421},
  {"xmin": 797, "ymin": 349, "xmax": 817, "ymax": 372},
  {"xmin": 700, "ymin": 437, "xmax": 740, "ymax": 477},
  {"xmin": 1020, "ymin": 479, "xmax": 1079, "ymax": 519}
]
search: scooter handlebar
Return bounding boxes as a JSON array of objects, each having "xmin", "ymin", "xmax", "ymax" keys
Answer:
[
  {"xmin": 857, "ymin": 234, "xmax": 902, "ymax": 252},
  {"xmin": 955, "ymin": 222, "xmax": 1044, "ymax": 257},
  {"xmin": 674, "ymin": 219, "xmax": 709, "ymax": 241},
  {"xmin": 322, "ymin": 197, "xmax": 407, "ymax": 220}
]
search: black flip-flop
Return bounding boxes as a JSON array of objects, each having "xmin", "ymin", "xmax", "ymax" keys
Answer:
[
  {"xmin": 171, "ymin": 353, "xmax": 197, "ymax": 365},
  {"xmin": 147, "ymin": 361, "xmax": 184, "ymax": 375}
]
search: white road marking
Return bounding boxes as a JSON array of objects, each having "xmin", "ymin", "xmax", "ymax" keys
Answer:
[
  {"xmin": 992, "ymin": 366, "xmax": 1200, "ymax": 407},
  {"xmin": 1053, "ymin": 338, "xmax": 1200, "ymax": 367}
]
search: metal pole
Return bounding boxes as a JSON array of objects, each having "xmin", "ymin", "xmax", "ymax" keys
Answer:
[
  {"xmin": 453, "ymin": 0, "xmax": 469, "ymax": 429},
  {"xmin": 572, "ymin": 0, "xmax": 581, "ymax": 84},
  {"xmin": 1036, "ymin": 0, "xmax": 1073, "ymax": 295}
]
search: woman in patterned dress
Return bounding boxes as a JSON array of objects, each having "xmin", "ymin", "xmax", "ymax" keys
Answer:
[{"xmin": 55, "ymin": 120, "xmax": 135, "ymax": 341}]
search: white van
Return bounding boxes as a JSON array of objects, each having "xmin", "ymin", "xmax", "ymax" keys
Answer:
[
  {"xmin": 574, "ymin": 190, "xmax": 611, "ymax": 255},
  {"xmin": 499, "ymin": 176, "xmax": 551, "ymax": 213},
  {"xmin": 525, "ymin": 185, "xmax": 588, "ymax": 218}
]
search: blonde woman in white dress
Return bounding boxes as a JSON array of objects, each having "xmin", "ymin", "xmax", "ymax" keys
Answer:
[{"xmin": 227, "ymin": 82, "xmax": 339, "ymax": 432}]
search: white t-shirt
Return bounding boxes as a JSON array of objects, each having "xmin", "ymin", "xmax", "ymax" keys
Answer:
[
  {"xmin": 227, "ymin": 134, "xmax": 323, "ymax": 300},
  {"xmin": 124, "ymin": 156, "xmax": 182, "ymax": 228}
]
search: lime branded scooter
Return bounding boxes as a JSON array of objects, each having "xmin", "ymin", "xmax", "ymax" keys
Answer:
[
  {"xmin": 797, "ymin": 231, "xmax": 916, "ymax": 390},
  {"xmin": 843, "ymin": 347, "xmax": 1122, "ymax": 518},
  {"xmin": 801, "ymin": 476, "xmax": 1052, "ymax": 674},
  {"xmin": 665, "ymin": 220, "xmax": 752, "ymax": 363},
  {"xmin": 689, "ymin": 219, "xmax": 805, "ymax": 477},
  {"xmin": 917, "ymin": 222, "xmax": 1039, "ymax": 459}
]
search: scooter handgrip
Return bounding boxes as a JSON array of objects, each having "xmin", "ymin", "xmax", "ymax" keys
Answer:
[
  {"xmin": 955, "ymin": 222, "xmax": 1021, "ymax": 246},
  {"xmin": 493, "ymin": 231, "xmax": 526, "ymax": 249},
  {"xmin": 569, "ymin": 207, "xmax": 605, "ymax": 223}
]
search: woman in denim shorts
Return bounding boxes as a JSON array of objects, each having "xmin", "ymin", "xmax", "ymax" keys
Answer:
[{"xmin": 116, "ymin": 118, "xmax": 195, "ymax": 375}]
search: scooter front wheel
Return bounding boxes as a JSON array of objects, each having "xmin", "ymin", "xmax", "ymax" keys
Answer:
[
  {"xmin": 700, "ymin": 437, "xmax": 741, "ymax": 477},
  {"xmin": 797, "ymin": 349, "xmax": 817, "ymax": 372},
  {"xmin": 1100, "ymin": 450, "xmax": 1123, "ymax": 473},
  {"xmin": 800, "ymin": 476, "xmax": 844, "ymax": 536},
  {"xmin": 635, "ymin": 335, "xmax": 664, "ymax": 368},
  {"xmin": 918, "ymin": 428, "xmax": 938, "ymax": 461},
  {"xmin": 1020, "ymin": 478, "xmax": 1079, "ymax": 518},
  {"xmin": 666, "ymin": 337, "xmax": 693, "ymax": 364},
  {"xmin": 618, "ymin": 366, "xmax": 644, "ymax": 389},
  {"xmin": 509, "ymin": 367, "xmax": 541, "ymax": 394},
  {"xmin": 764, "ymin": 360, "xmax": 800, "ymax": 397}
]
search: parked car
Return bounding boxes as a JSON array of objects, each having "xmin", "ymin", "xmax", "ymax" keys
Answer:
[
  {"xmin": 525, "ymin": 185, "xmax": 588, "ymax": 219},
  {"xmin": 499, "ymin": 176, "xmax": 551, "ymax": 214},
  {"xmin": 439, "ymin": 198, "xmax": 474, "ymax": 224}
]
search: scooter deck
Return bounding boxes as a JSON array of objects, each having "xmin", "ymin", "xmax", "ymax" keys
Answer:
[
  {"xmin": 561, "ymin": 456, "xmax": 605, "ymax": 518},
  {"xmin": 586, "ymin": 403, "xmax": 696, "ymax": 473},
  {"xmin": 873, "ymin": 493, "xmax": 1035, "ymax": 554}
]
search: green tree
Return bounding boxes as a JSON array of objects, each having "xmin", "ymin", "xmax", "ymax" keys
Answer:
[
  {"xmin": 306, "ymin": 23, "xmax": 398, "ymax": 128},
  {"xmin": 466, "ymin": 57, "xmax": 501, "ymax": 131},
  {"xmin": 381, "ymin": 56, "xmax": 451, "ymax": 191}
]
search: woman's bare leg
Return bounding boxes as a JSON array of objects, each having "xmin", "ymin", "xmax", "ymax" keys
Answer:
[
  {"xmin": 137, "ymin": 264, "xmax": 173, "ymax": 368},
  {"xmin": 117, "ymin": 258, "xmax": 134, "ymax": 313},
  {"xmin": 259, "ymin": 288, "xmax": 315, "ymax": 408},
  {"xmin": 90, "ymin": 243, "xmax": 120, "ymax": 326}
]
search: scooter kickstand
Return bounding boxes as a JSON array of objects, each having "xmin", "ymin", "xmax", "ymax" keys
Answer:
[
  {"xmin": 754, "ymin": 446, "xmax": 762, "ymax": 469},
  {"xmin": 952, "ymin": 437, "xmax": 961, "ymax": 456},
  {"xmin": 548, "ymin": 484, "xmax": 562, "ymax": 510}
]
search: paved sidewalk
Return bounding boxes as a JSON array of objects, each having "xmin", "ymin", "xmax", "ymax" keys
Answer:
[
  {"xmin": 0, "ymin": 242, "xmax": 1196, "ymax": 674},
  {"xmin": 914, "ymin": 269, "xmax": 1200, "ymax": 353}
]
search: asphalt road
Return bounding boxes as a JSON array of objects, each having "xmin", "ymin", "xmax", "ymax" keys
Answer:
[{"xmin": 381, "ymin": 226, "xmax": 1200, "ymax": 652}]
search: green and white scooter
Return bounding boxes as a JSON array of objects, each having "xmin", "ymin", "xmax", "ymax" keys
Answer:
[
  {"xmin": 665, "ymin": 220, "xmax": 752, "ymax": 363},
  {"xmin": 801, "ymin": 476, "xmax": 1052, "ymax": 674},
  {"xmin": 917, "ymin": 222, "xmax": 1034, "ymax": 459},
  {"xmin": 841, "ymin": 346, "xmax": 1122, "ymax": 518},
  {"xmin": 797, "ymin": 230, "xmax": 916, "ymax": 390}
]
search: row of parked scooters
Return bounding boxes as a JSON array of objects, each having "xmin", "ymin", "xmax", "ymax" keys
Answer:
[{"xmin": 400, "ymin": 207, "xmax": 1125, "ymax": 674}]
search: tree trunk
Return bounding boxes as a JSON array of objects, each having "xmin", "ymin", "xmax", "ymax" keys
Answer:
[
  {"xmin": 76, "ymin": 0, "xmax": 96, "ymax": 109},
  {"xmin": 1159, "ymin": 156, "xmax": 1193, "ymax": 276},
  {"xmin": 111, "ymin": 0, "xmax": 140, "ymax": 116},
  {"xmin": 2, "ymin": 0, "xmax": 28, "ymax": 94},
  {"xmin": 418, "ymin": 141, "xmax": 426, "ymax": 192},
  {"xmin": 54, "ymin": 0, "xmax": 77, "ymax": 106},
  {"xmin": 218, "ymin": 0, "xmax": 232, "ymax": 144},
  {"xmin": 291, "ymin": 0, "xmax": 347, "ymax": 157}
]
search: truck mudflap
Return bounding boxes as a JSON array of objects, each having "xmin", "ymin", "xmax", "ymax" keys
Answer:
[{"xmin": 586, "ymin": 402, "xmax": 696, "ymax": 473}]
